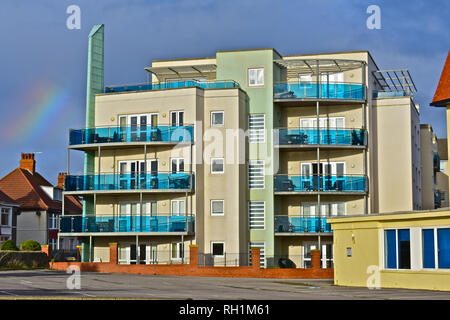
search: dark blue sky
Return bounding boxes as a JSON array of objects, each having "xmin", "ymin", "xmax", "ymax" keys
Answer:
[{"xmin": 0, "ymin": 0, "xmax": 448, "ymax": 184}]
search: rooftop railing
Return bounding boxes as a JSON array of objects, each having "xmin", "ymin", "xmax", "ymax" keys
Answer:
[
  {"xmin": 277, "ymin": 127, "xmax": 366, "ymax": 146},
  {"xmin": 59, "ymin": 214, "xmax": 194, "ymax": 233},
  {"xmin": 64, "ymin": 172, "xmax": 194, "ymax": 192},
  {"xmin": 104, "ymin": 80, "xmax": 240, "ymax": 93},
  {"xmin": 274, "ymin": 215, "xmax": 343, "ymax": 233},
  {"xmin": 69, "ymin": 125, "xmax": 194, "ymax": 146},
  {"xmin": 274, "ymin": 174, "xmax": 366, "ymax": 192},
  {"xmin": 372, "ymin": 90, "xmax": 413, "ymax": 98},
  {"xmin": 274, "ymin": 82, "xmax": 365, "ymax": 100}
]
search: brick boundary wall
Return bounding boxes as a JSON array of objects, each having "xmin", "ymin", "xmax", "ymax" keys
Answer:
[{"xmin": 45, "ymin": 244, "xmax": 333, "ymax": 279}]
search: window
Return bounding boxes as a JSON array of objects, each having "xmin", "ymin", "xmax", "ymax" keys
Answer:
[
  {"xmin": 171, "ymin": 158, "xmax": 184, "ymax": 173},
  {"xmin": 302, "ymin": 202, "xmax": 345, "ymax": 217},
  {"xmin": 249, "ymin": 160, "xmax": 264, "ymax": 189},
  {"xmin": 384, "ymin": 229, "xmax": 410, "ymax": 269},
  {"xmin": 249, "ymin": 201, "xmax": 265, "ymax": 230},
  {"xmin": 249, "ymin": 242, "xmax": 265, "ymax": 268},
  {"xmin": 211, "ymin": 111, "xmax": 224, "ymax": 126},
  {"xmin": 171, "ymin": 200, "xmax": 185, "ymax": 215},
  {"xmin": 211, "ymin": 242, "xmax": 225, "ymax": 257},
  {"xmin": 248, "ymin": 114, "xmax": 265, "ymax": 143},
  {"xmin": 48, "ymin": 213, "xmax": 58, "ymax": 230},
  {"xmin": 49, "ymin": 238, "xmax": 57, "ymax": 250},
  {"xmin": 437, "ymin": 228, "xmax": 450, "ymax": 269},
  {"xmin": 211, "ymin": 200, "xmax": 224, "ymax": 216},
  {"xmin": 422, "ymin": 229, "xmax": 435, "ymax": 268},
  {"xmin": 248, "ymin": 68, "xmax": 264, "ymax": 86},
  {"xmin": 170, "ymin": 111, "xmax": 184, "ymax": 126},
  {"xmin": 1, "ymin": 208, "xmax": 11, "ymax": 226},
  {"xmin": 211, "ymin": 158, "xmax": 224, "ymax": 174},
  {"xmin": 171, "ymin": 242, "xmax": 184, "ymax": 260}
]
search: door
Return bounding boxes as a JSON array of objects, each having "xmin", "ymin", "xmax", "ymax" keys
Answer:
[
  {"xmin": 303, "ymin": 242, "xmax": 334, "ymax": 268},
  {"xmin": 301, "ymin": 163, "xmax": 313, "ymax": 191}
]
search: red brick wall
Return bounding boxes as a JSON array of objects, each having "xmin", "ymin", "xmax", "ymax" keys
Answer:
[{"xmin": 47, "ymin": 244, "xmax": 333, "ymax": 279}]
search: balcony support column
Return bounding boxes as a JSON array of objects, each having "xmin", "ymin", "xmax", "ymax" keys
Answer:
[
  {"xmin": 136, "ymin": 234, "xmax": 139, "ymax": 265},
  {"xmin": 98, "ymin": 145, "xmax": 101, "ymax": 189},
  {"xmin": 181, "ymin": 234, "xmax": 184, "ymax": 264},
  {"xmin": 316, "ymin": 100, "xmax": 321, "ymax": 217},
  {"xmin": 140, "ymin": 192, "xmax": 143, "ymax": 233},
  {"xmin": 185, "ymin": 192, "xmax": 188, "ymax": 233},
  {"xmin": 89, "ymin": 236, "xmax": 92, "ymax": 263},
  {"xmin": 363, "ymin": 100, "xmax": 368, "ymax": 214}
]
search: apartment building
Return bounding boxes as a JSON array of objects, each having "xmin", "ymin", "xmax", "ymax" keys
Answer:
[
  {"xmin": 60, "ymin": 24, "xmax": 422, "ymax": 267},
  {"xmin": 437, "ymin": 138, "xmax": 449, "ymax": 207},
  {"xmin": 420, "ymin": 124, "xmax": 440, "ymax": 209}
]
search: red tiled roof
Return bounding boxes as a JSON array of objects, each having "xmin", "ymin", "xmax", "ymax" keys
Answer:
[
  {"xmin": 431, "ymin": 50, "xmax": 450, "ymax": 107},
  {"xmin": 0, "ymin": 190, "xmax": 19, "ymax": 206},
  {"xmin": 0, "ymin": 168, "xmax": 81, "ymax": 215}
]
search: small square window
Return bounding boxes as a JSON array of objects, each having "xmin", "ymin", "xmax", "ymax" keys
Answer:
[
  {"xmin": 248, "ymin": 68, "xmax": 264, "ymax": 86},
  {"xmin": 211, "ymin": 242, "xmax": 224, "ymax": 257},
  {"xmin": 211, "ymin": 111, "xmax": 224, "ymax": 126},
  {"xmin": 211, "ymin": 158, "xmax": 224, "ymax": 174},
  {"xmin": 211, "ymin": 200, "xmax": 224, "ymax": 216}
]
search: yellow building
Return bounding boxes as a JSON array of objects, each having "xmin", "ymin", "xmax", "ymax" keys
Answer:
[{"xmin": 329, "ymin": 210, "xmax": 450, "ymax": 291}]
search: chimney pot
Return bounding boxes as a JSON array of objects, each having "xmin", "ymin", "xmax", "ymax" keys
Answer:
[{"xmin": 20, "ymin": 152, "xmax": 36, "ymax": 174}]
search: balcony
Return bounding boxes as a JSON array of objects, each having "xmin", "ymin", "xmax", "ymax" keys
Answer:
[
  {"xmin": 64, "ymin": 172, "xmax": 194, "ymax": 193},
  {"xmin": 104, "ymin": 80, "xmax": 240, "ymax": 94},
  {"xmin": 274, "ymin": 82, "xmax": 365, "ymax": 101},
  {"xmin": 69, "ymin": 125, "xmax": 194, "ymax": 148},
  {"xmin": 372, "ymin": 90, "xmax": 412, "ymax": 98},
  {"xmin": 59, "ymin": 214, "xmax": 194, "ymax": 234},
  {"xmin": 274, "ymin": 215, "xmax": 337, "ymax": 234},
  {"xmin": 276, "ymin": 127, "xmax": 366, "ymax": 148},
  {"xmin": 274, "ymin": 175, "xmax": 367, "ymax": 193}
]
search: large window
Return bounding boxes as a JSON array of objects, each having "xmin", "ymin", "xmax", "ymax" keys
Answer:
[
  {"xmin": 437, "ymin": 228, "xmax": 450, "ymax": 269},
  {"xmin": 248, "ymin": 68, "xmax": 264, "ymax": 86},
  {"xmin": 249, "ymin": 160, "xmax": 264, "ymax": 189},
  {"xmin": 384, "ymin": 229, "xmax": 411, "ymax": 269},
  {"xmin": 48, "ymin": 213, "xmax": 59, "ymax": 230},
  {"xmin": 249, "ymin": 114, "xmax": 265, "ymax": 143},
  {"xmin": 422, "ymin": 228, "xmax": 450, "ymax": 269},
  {"xmin": 171, "ymin": 242, "xmax": 184, "ymax": 260},
  {"xmin": 249, "ymin": 201, "xmax": 265, "ymax": 230},
  {"xmin": 422, "ymin": 229, "xmax": 435, "ymax": 268}
]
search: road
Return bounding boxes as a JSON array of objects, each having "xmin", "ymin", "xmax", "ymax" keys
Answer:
[{"xmin": 0, "ymin": 269, "xmax": 449, "ymax": 300}]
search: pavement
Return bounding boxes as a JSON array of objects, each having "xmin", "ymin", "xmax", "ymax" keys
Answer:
[{"xmin": 0, "ymin": 269, "xmax": 449, "ymax": 300}]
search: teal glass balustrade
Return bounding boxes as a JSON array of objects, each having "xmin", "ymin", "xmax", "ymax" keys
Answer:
[
  {"xmin": 274, "ymin": 175, "xmax": 366, "ymax": 192},
  {"xmin": 274, "ymin": 215, "xmax": 334, "ymax": 233},
  {"xmin": 69, "ymin": 125, "xmax": 194, "ymax": 145},
  {"xmin": 104, "ymin": 80, "xmax": 239, "ymax": 93},
  {"xmin": 64, "ymin": 172, "xmax": 194, "ymax": 192},
  {"xmin": 274, "ymin": 82, "xmax": 364, "ymax": 100},
  {"xmin": 59, "ymin": 215, "xmax": 194, "ymax": 233},
  {"xmin": 278, "ymin": 128, "xmax": 365, "ymax": 146}
]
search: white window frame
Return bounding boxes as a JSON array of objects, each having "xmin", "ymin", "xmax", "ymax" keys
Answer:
[
  {"xmin": 171, "ymin": 199, "xmax": 185, "ymax": 216},
  {"xmin": 248, "ymin": 67, "xmax": 264, "ymax": 87},
  {"xmin": 211, "ymin": 241, "xmax": 225, "ymax": 257},
  {"xmin": 211, "ymin": 111, "xmax": 224, "ymax": 127},
  {"xmin": 300, "ymin": 117, "xmax": 345, "ymax": 129},
  {"xmin": 211, "ymin": 200, "xmax": 225, "ymax": 216},
  {"xmin": 248, "ymin": 160, "xmax": 265, "ymax": 189},
  {"xmin": 170, "ymin": 110, "xmax": 184, "ymax": 127},
  {"xmin": 48, "ymin": 213, "xmax": 59, "ymax": 230},
  {"xmin": 248, "ymin": 114, "xmax": 265, "ymax": 143},
  {"xmin": 171, "ymin": 158, "xmax": 185, "ymax": 173},
  {"xmin": 301, "ymin": 202, "xmax": 346, "ymax": 217},
  {"xmin": 211, "ymin": 158, "xmax": 225, "ymax": 174},
  {"xmin": 249, "ymin": 201, "xmax": 265, "ymax": 230}
]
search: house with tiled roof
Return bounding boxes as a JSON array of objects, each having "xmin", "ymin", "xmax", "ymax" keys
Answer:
[
  {"xmin": 0, "ymin": 153, "xmax": 82, "ymax": 250},
  {"xmin": 0, "ymin": 190, "xmax": 20, "ymax": 245}
]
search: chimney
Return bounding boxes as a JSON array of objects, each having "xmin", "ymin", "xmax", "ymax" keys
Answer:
[
  {"xmin": 57, "ymin": 172, "xmax": 66, "ymax": 188},
  {"xmin": 20, "ymin": 153, "xmax": 36, "ymax": 174}
]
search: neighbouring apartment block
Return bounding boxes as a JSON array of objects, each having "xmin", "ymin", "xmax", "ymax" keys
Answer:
[{"xmin": 61, "ymin": 24, "xmax": 431, "ymax": 267}]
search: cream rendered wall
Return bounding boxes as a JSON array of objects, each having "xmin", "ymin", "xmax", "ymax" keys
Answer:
[
  {"xmin": 374, "ymin": 96, "xmax": 419, "ymax": 213},
  {"xmin": 420, "ymin": 125, "xmax": 435, "ymax": 209},
  {"xmin": 201, "ymin": 89, "xmax": 247, "ymax": 255},
  {"xmin": 16, "ymin": 211, "xmax": 48, "ymax": 245}
]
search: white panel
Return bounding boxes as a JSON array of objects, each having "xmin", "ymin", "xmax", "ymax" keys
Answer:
[{"xmin": 410, "ymin": 227, "xmax": 421, "ymax": 271}]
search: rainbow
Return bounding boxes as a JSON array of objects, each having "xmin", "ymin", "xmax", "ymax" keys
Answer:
[{"xmin": 5, "ymin": 82, "xmax": 70, "ymax": 142}]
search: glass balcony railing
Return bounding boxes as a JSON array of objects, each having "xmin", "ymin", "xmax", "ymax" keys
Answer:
[
  {"xmin": 274, "ymin": 215, "xmax": 339, "ymax": 233},
  {"xmin": 104, "ymin": 80, "xmax": 240, "ymax": 93},
  {"xmin": 372, "ymin": 90, "xmax": 412, "ymax": 98},
  {"xmin": 274, "ymin": 175, "xmax": 366, "ymax": 192},
  {"xmin": 274, "ymin": 82, "xmax": 365, "ymax": 100},
  {"xmin": 59, "ymin": 214, "xmax": 195, "ymax": 233},
  {"xmin": 64, "ymin": 172, "xmax": 194, "ymax": 192},
  {"xmin": 277, "ymin": 127, "xmax": 365, "ymax": 146},
  {"xmin": 69, "ymin": 125, "xmax": 194, "ymax": 146}
]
